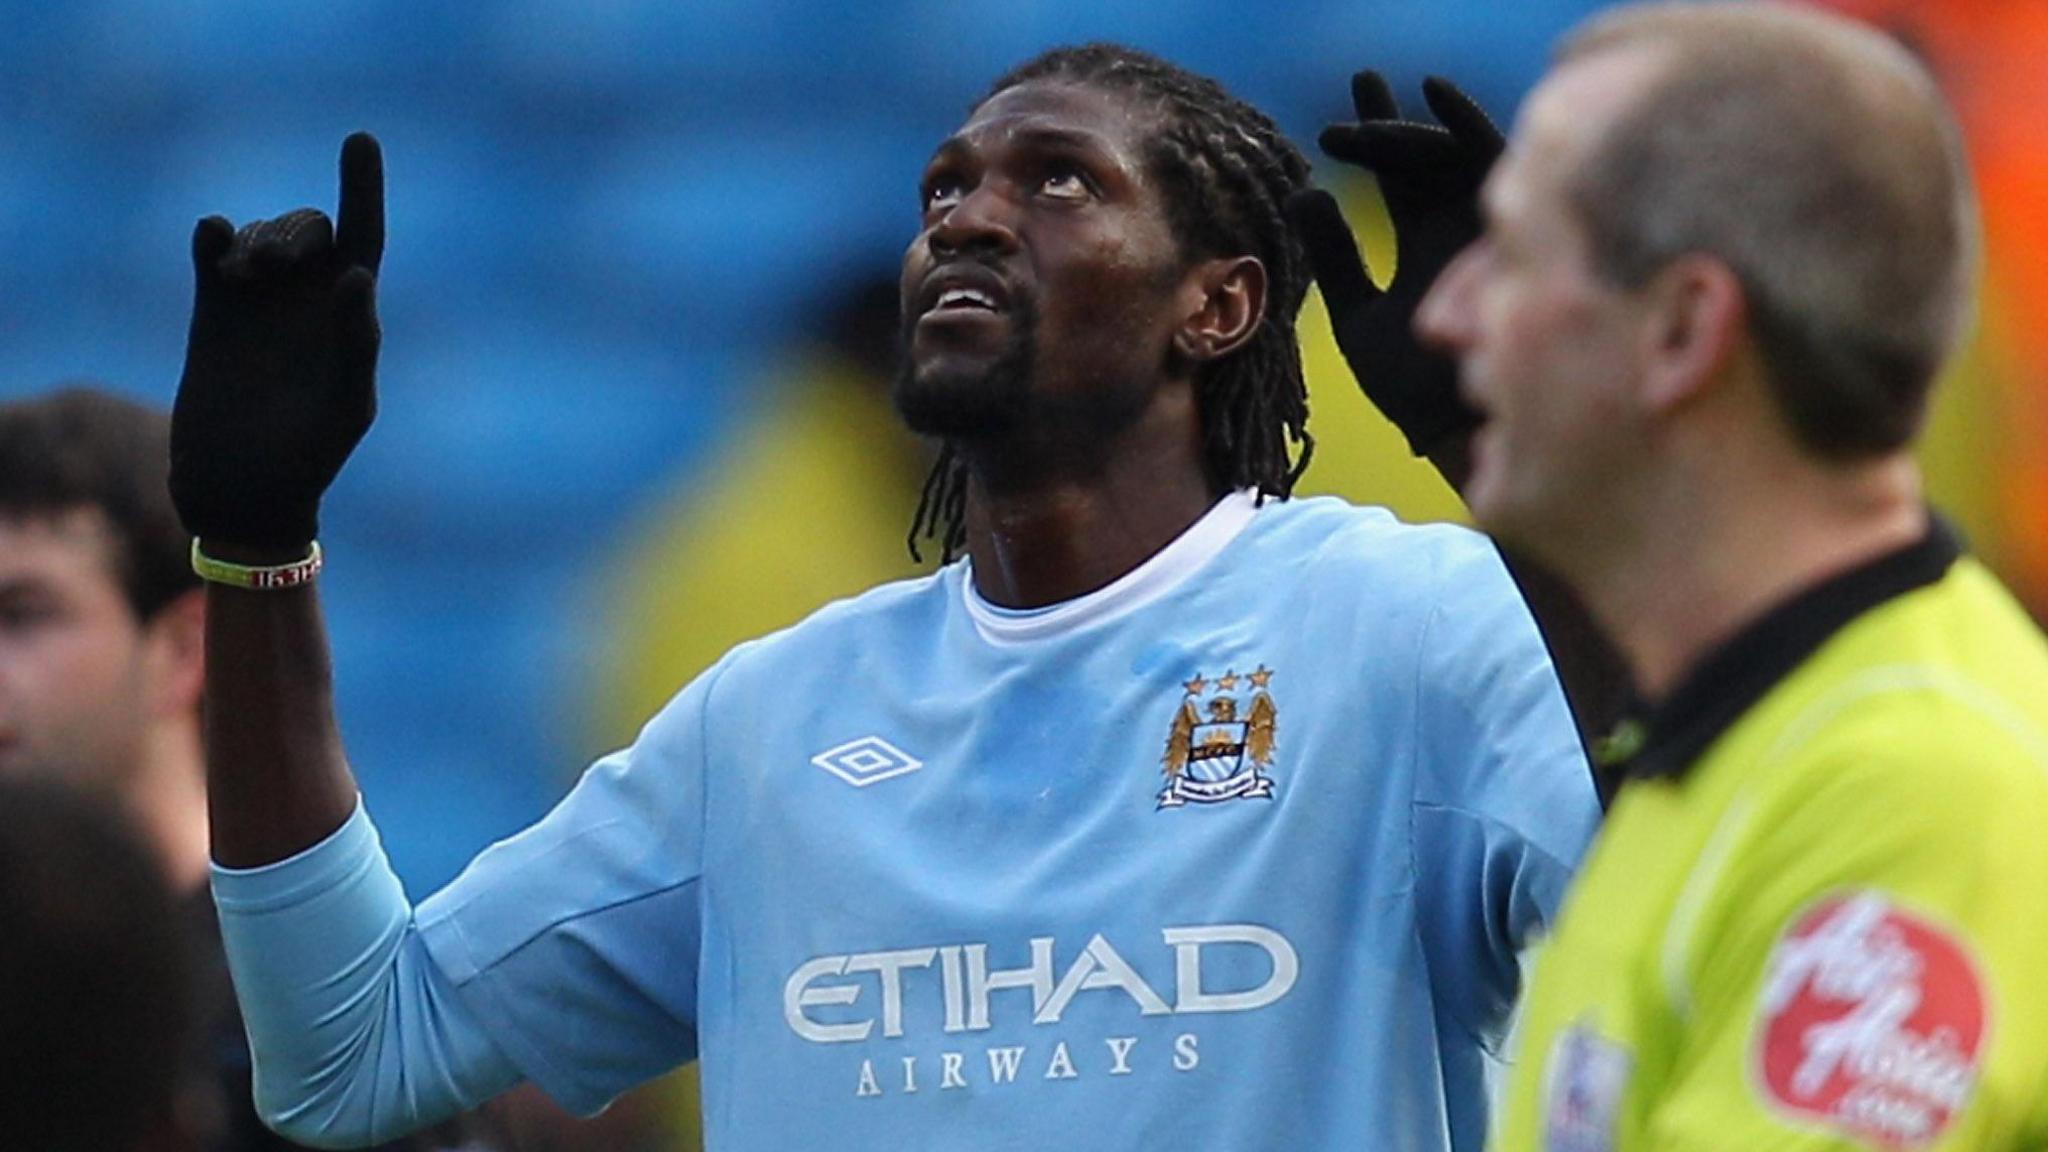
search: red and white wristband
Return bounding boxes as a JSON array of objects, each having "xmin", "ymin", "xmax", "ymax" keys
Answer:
[{"xmin": 190, "ymin": 540, "xmax": 324, "ymax": 590}]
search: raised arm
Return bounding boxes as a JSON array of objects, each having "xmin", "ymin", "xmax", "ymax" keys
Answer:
[
  {"xmin": 1286, "ymin": 76, "xmax": 1632, "ymax": 799},
  {"xmin": 171, "ymin": 140, "xmax": 709, "ymax": 1147},
  {"xmin": 170, "ymin": 133, "xmax": 385, "ymax": 866},
  {"xmin": 168, "ymin": 137, "xmax": 546, "ymax": 1148}
]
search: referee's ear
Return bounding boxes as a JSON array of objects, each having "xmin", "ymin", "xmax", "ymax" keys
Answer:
[{"xmin": 1636, "ymin": 252, "xmax": 1748, "ymax": 416}]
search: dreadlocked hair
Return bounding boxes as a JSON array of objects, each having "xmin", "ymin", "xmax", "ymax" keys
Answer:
[
  {"xmin": 909, "ymin": 43, "xmax": 1316, "ymax": 564},
  {"xmin": 909, "ymin": 441, "xmax": 970, "ymax": 563}
]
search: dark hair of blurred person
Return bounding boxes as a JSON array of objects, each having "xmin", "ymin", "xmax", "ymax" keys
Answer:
[{"xmin": 0, "ymin": 775, "xmax": 197, "ymax": 1152}]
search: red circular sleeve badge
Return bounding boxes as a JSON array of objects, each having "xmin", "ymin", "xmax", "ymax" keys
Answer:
[{"xmin": 1753, "ymin": 892, "xmax": 1988, "ymax": 1149}]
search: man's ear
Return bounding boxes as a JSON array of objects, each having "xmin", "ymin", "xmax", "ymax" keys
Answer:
[
  {"xmin": 1173, "ymin": 255, "xmax": 1268, "ymax": 365},
  {"xmin": 1637, "ymin": 253, "xmax": 1748, "ymax": 414},
  {"xmin": 142, "ymin": 587, "xmax": 206, "ymax": 721}
]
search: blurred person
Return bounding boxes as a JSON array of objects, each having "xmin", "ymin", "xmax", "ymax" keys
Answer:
[
  {"xmin": 0, "ymin": 389, "xmax": 645, "ymax": 1152},
  {"xmin": 0, "ymin": 389, "xmax": 242, "ymax": 1146},
  {"xmin": 1360, "ymin": 2, "xmax": 2045, "ymax": 1147},
  {"xmin": 170, "ymin": 45, "xmax": 1602, "ymax": 1151},
  {"xmin": 0, "ymin": 775, "xmax": 198, "ymax": 1152},
  {"xmin": 0, "ymin": 388, "xmax": 427, "ymax": 1152},
  {"xmin": 0, "ymin": 389, "xmax": 210, "ymax": 892}
]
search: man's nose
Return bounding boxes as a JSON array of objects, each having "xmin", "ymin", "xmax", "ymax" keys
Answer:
[{"xmin": 928, "ymin": 185, "xmax": 1020, "ymax": 259}]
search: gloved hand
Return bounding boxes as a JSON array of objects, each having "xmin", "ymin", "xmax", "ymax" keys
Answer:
[
  {"xmin": 1286, "ymin": 72, "xmax": 1502, "ymax": 457},
  {"xmin": 170, "ymin": 132, "xmax": 384, "ymax": 551}
]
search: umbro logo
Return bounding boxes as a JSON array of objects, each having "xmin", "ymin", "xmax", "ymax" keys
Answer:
[{"xmin": 811, "ymin": 736, "xmax": 924, "ymax": 788}]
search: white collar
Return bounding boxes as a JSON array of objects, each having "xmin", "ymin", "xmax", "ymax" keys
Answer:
[{"xmin": 962, "ymin": 490, "xmax": 1259, "ymax": 645}]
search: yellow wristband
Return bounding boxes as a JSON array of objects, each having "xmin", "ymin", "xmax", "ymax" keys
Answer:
[{"xmin": 190, "ymin": 540, "xmax": 324, "ymax": 590}]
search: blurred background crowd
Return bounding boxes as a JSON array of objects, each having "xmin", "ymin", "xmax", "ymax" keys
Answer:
[{"xmin": 0, "ymin": 0, "xmax": 2039, "ymax": 1147}]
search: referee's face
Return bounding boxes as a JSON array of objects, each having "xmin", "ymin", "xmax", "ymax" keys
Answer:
[
  {"xmin": 1418, "ymin": 51, "xmax": 1664, "ymax": 563},
  {"xmin": 896, "ymin": 79, "xmax": 1204, "ymax": 446}
]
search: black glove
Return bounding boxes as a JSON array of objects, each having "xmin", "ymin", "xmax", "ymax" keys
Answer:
[
  {"xmin": 170, "ymin": 132, "xmax": 385, "ymax": 551},
  {"xmin": 1286, "ymin": 72, "xmax": 1502, "ymax": 457}
]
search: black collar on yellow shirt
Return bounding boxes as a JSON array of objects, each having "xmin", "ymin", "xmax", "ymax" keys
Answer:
[{"xmin": 1594, "ymin": 516, "xmax": 1963, "ymax": 783}]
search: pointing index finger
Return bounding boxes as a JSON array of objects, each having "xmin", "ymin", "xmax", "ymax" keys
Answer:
[{"xmin": 335, "ymin": 132, "xmax": 384, "ymax": 274}]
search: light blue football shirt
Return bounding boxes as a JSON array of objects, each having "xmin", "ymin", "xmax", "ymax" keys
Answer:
[{"xmin": 221, "ymin": 492, "xmax": 1598, "ymax": 1151}]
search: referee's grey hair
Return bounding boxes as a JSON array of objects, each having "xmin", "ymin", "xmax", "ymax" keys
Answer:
[{"xmin": 1558, "ymin": 1, "xmax": 1979, "ymax": 459}]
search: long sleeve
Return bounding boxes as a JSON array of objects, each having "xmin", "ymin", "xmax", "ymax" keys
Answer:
[
  {"xmin": 1405, "ymin": 530, "xmax": 1601, "ymax": 1152},
  {"xmin": 211, "ymin": 800, "xmax": 521, "ymax": 1149},
  {"xmin": 1410, "ymin": 531, "xmax": 1600, "ymax": 1036},
  {"xmin": 213, "ymin": 659, "xmax": 722, "ymax": 1143}
]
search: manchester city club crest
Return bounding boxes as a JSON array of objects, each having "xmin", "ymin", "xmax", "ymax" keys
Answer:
[{"xmin": 1158, "ymin": 665, "xmax": 1278, "ymax": 808}]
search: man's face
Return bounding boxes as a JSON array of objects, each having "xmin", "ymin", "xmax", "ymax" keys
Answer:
[
  {"xmin": 0, "ymin": 510, "xmax": 155, "ymax": 791},
  {"xmin": 1417, "ymin": 51, "xmax": 1665, "ymax": 557},
  {"xmin": 896, "ymin": 78, "xmax": 1194, "ymax": 443}
]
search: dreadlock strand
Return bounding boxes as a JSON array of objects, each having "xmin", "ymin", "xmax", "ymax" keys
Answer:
[
  {"xmin": 941, "ymin": 464, "xmax": 969, "ymax": 562},
  {"xmin": 909, "ymin": 441, "xmax": 959, "ymax": 563}
]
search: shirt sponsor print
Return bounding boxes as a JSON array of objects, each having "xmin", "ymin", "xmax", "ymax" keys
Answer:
[
  {"xmin": 1754, "ymin": 891, "xmax": 1988, "ymax": 1149},
  {"xmin": 783, "ymin": 924, "xmax": 1299, "ymax": 1099}
]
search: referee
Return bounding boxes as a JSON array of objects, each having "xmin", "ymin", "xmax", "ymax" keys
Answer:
[{"xmin": 1412, "ymin": 2, "xmax": 2048, "ymax": 1148}]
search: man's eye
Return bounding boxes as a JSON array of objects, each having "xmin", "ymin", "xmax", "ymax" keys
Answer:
[
  {"xmin": 0, "ymin": 601, "xmax": 55, "ymax": 633},
  {"xmin": 924, "ymin": 178, "xmax": 965, "ymax": 212},
  {"xmin": 1041, "ymin": 170, "xmax": 1090, "ymax": 200}
]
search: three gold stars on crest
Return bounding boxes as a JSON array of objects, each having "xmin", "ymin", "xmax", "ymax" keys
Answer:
[{"xmin": 1183, "ymin": 665, "xmax": 1274, "ymax": 697}]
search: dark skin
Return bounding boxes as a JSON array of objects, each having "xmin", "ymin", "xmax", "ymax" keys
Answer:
[
  {"xmin": 901, "ymin": 80, "xmax": 1266, "ymax": 608},
  {"xmin": 199, "ymin": 561, "xmax": 352, "ymax": 867},
  {"xmin": 200, "ymin": 79, "xmax": 1270, "ymax": 867}
]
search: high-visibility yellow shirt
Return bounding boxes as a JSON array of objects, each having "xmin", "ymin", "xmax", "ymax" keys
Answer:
[{"xmin": 1496, "ymin": 522, "xmax": 2048, "ymax": 1152}]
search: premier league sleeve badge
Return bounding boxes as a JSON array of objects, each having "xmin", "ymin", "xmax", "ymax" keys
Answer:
[{"xmin": 1541, "ymin": 1020, "xmax": 1633, "ymax": 1152}]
